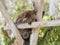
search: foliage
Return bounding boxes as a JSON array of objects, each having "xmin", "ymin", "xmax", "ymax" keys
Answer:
[
  {"xmin": 37, "ymin": 2, "xmax": 60, "ymax": 45},
  {"xmin": 37, "ymin": 26, "xmax": 60, "ymax": 45}
]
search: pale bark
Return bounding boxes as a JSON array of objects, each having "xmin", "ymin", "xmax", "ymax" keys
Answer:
[
  {"xmin": 30, "ymin": 0, "xmax": 44, "ymax": 45},
  {"xmin": 3, "ymin": 20, "xmax": 60, "ymax": 30},
  {"xmin": 0, "ymin": 0, "xmax": 23, "ymax": 45},
  {"xmin": 17, "ymin": 20, "xmax": 60, "ymax": 28},
  {"xmin": 49, "ymin": 0, "xmax": 58, "ymax": 19}
]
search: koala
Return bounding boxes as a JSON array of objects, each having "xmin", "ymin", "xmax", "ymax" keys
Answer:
[
  {"xmin": 15, "ymin": 10, "xmax": 45, "ymax": 45},
  {"xmin": 14, "ymin": 10, "xmax": 37, "ymax": 45}
]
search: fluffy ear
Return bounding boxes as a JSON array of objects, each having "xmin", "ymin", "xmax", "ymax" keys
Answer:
[{"xmin": 33, "ymin": 10, "xmax": 37, "ymax": 15}]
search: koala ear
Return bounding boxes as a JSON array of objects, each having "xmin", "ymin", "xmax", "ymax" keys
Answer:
[{"xmin": 33, "ymin": 10, "xmax": 37, "ymax": 15}]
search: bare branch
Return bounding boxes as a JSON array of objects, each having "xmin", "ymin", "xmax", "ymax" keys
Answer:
[
  {"xmin": 17, "ymin": 20, "xmax": 60, "ymax": 29},
  {"xmin": 0, "ymin": 0, "xmax": 23, "ymax": 45},
  {"xmin": 3, "ymin": 20, "xmax": 60, "ymax": 30}
]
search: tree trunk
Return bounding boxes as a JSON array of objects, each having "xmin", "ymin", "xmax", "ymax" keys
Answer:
[{"xmin": 30, "ymin": 0, "xmax": 44, "ymax": 45}]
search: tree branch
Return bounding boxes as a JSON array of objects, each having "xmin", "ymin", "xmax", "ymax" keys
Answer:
[
  {"xmin": 0, "ymin": 0, "xmax": 23, "ymax": 45},
  {"xmin": 17, "ymin": 20, "xmax": 60, "ymax": 29},
  {"xmin": 3, "ymin": 20, "xmax": 60, "ymax": 30}
]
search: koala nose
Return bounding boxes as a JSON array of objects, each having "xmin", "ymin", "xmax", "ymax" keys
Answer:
[{"xmin": 22, "ymin": 32, "xmax": 29, "ymax": 39}]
